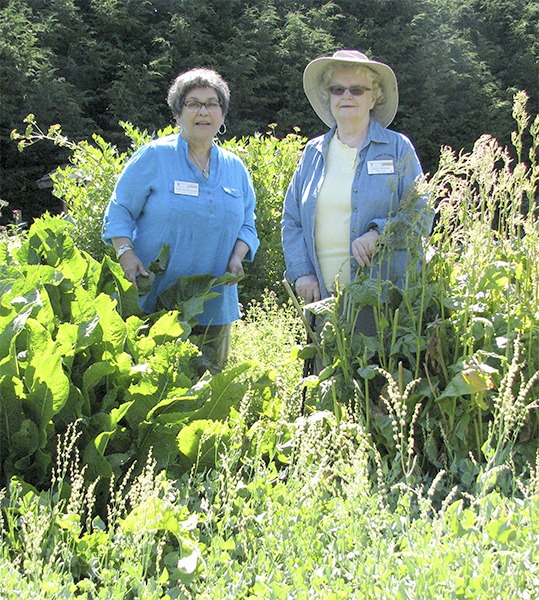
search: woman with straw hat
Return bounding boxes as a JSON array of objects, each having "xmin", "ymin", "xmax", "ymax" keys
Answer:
[{"xmin": 282, "ymin": 49, "xmax": 433, "ymax": 334}]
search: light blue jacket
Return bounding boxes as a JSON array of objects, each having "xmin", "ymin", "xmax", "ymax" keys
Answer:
[
  {"xmin": 102, "ymin": 134, "xmax": 259, "ymax": 324},
  {"xmin": 282, "ymin": 120, "xmax": 432, "ymax": 298}
]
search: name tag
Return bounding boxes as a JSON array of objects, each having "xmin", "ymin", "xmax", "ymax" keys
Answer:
[
  {"xmin": 367, "ymin": 160, "xmax": 395, "ymax": 175},
  {"xmin": 174, "ymin": 180, "xmax": 199, "ymax": 196}
]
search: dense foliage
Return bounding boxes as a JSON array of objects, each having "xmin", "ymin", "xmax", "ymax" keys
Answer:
[
  {"xmin": 0, "ymin": 215, "xmax": 281, "ymax": 502},
  {"xmin": 1, "ymin": 0, "xmax": 538, "ymax": 225},
  {"xmin": 1, "ymin": 418, "xmax": 538, "ymax": 598},
  {"xmin": 304, "ymin": 93, "xmax": 539, "ymax": 493},
  {"xmin": 0, "ymin": 17, "xmax": 537, "ymax": 593}
]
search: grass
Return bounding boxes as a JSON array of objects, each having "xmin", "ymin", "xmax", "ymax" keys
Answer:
[{"xmin": 1, "ymin": 293, "xmax": 538, "ymax": 599}]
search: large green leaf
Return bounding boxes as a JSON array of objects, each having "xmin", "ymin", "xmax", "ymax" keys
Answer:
[
  {"xmin": 23, "ymin": 319, "xmax": 70, "ymax": 441},
  {"xmin": 22, "ymin": 216, "xmax": 90, "ymax": 287},
  {"xmin": 136, "ymin": 419, "xmax": 185, "ymax": 472},
  {"xmin": 438, "ymin": 364, "xmax": 497, "ymax": 400},
  {"xmin": 70, "ymin": 284, "xmax": 100, "ymax": 324},
  {"xmin": 0, "ymin": 302, "xmax": 34, "ymax": 361},
  {"xmin": 97, "ymin": 256, "xmax": 143, "ymax": 319},
  {"xmin": 10, "ymin": 448, "xmax": 50, "ymax": 485},
  {"xmin": 148, "ymin": 311, "xmax": 187, "ymax": 344},
  {"xmin": 54, "ymin": 322, "xmax": 82, "ymax": 368},
  {"xmin": 136, "ymin": 244, "xmax": 169, "ymax": 297},
  {"xmin": 93, "ymin": 293, "xmax": 128, "ymax": 358},
  {"xmin": 188, "ymin": 364, "xmax": 253, "ymax": 422},
  {"xmin": 157, "ymin": 272, "xmax": 238, "ymax": 323},
  {"xmin": 11, "ymin": 419, "xmax": 39, "ymax": 460},
  {"xmin": 177, "ymin": 419, "xmax": 229, "ymax": 471},
  {"xmin": 82, "ymin": 360, "xmax": 118, "ymax": 410},
  {"xmin": 146, "ymin": 394, "xmax": 205, "ymax": 422},
  {"xmin": 123, "ymin": 382, "xmax": 162, "ymax": 429},
  {"xmin": 0, "ymin": 375, "xmax": 25, "ymax": 481},
  {"xmin": 83, "ymin": 440, "xmax": 113, "ymax": 481},
  {"xmin": 81, "ymin": 401, "xmax": 135, "ymax": 481}
]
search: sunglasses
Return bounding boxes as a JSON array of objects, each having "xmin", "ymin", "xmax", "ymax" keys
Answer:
[{"xmin": 329, "ymin": 85, "xmax": 372, "ymax": 96}]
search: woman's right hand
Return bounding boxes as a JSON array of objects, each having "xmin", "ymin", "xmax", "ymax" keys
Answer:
[
  {"xmin": 119, "ymin": 251, "xmax": 149, "ymax": 286},
  {"xmin": 295, "ymin": 274, "xmax": 321, "ymax": 303}
]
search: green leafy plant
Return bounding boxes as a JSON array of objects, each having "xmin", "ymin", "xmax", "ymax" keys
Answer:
[
  {"xmin": 0, "ymin": 423, "xmax": 202, "ymax": 598},
  {"xmin": 0, "ymin": 214, "xmax": 277, "ymax": 507},
  {"xmin": 222, "ymin": 127, "xmax": 307, "ymax": 301},
  {"xmin": 11, "ymin": 115, "xmax": 130, "ymax": 260},
  {"xmin": 300, "ymin": 93, "xmax": 539, "ymax": 493}
]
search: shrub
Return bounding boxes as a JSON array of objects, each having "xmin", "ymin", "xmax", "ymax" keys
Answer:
[{"xmin": 222, "ymin": 127, "xmax": 307, "ymax": 301}]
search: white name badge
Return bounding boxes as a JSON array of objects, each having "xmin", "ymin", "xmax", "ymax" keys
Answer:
[
  {"xmin": 174, "ymin": 180, "xmax": 199, "ymax": 196},
  {"xmin": 367, "ymin": 160, "xmax": 395, "ymax": 175}
]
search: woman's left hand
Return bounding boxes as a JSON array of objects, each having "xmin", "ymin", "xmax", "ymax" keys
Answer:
[{"xmin": 351, "ymin": 229, "xmax": 380, "ymax": 268}]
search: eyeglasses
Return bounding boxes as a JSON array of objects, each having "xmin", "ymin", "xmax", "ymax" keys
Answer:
[
  {"xmin": 183, "ymin": 99, "xmax": 222, "ymax": 112},
  {"xmin": 328, "ymin": 85, "xmax": 372, "ymax": 96}
]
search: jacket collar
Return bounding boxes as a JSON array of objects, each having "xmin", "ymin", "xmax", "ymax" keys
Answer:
[{"xmin": 317, "ymin": 119, "xmax": 391, "ymax": 155}]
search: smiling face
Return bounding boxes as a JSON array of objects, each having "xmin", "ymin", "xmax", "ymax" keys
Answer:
[
  {"xmin": 329, "ymin": 67, "xmax": 376, "ymax": 129},
  {"xmin": 177, "ymin": 86, "xmax": 224, "ymax": 144}
]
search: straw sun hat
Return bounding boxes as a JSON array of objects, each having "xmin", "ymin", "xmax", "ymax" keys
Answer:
[{"xmin": 303, "ymin": 49, "xmax": 399, "ymax": 128}]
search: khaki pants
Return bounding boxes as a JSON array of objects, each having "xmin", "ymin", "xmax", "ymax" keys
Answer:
[
  {"xmin": 310, "ymin": 305, "xmax": 377, "ymax": 375},
  {"xmin": 192, "ymin": 323, "xmax": 231, "ymax": 371}
]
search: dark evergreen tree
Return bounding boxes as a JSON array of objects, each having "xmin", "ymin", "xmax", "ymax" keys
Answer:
[
  {"xmin": 0, "ymin": 0, "xmax": 92, "ymax": 222},
  {"xmin": 1, "ymin": 0, "xmax": 537, "ymax": 225}
]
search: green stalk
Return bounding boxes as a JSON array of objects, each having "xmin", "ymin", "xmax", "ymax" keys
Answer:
[
  {"xmin": 473, "ymin": 401, "xmax": 484, "ymax": 460},
  {"xmin": 415, "ymin": 262, "xmax": 428, "ymax": 379},
  {"xmin": 364, "ymin": 346, "xmax": 371, "ymax": 432},
  {"xmin": 389, "ymin": 307, "xmax": 400, "ymax": 374}
]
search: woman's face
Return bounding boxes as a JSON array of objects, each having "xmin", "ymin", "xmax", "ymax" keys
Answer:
[
  {"xmin": 329, "ymin": 68, "xmax": 376, "ymax": 128},
  {"xmin": 177, "ymin": 86, "xmax": 224, "ymax": 143}
]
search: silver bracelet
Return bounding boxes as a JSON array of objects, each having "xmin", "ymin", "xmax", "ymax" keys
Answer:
[{"xmin": 116, "ymin": 243, "xmax": 134, "ymax": 259}]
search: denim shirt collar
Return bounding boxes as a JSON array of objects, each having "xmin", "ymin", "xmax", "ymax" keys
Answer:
[{"xmin": 316, "ymin": 119, "xmax": 391, "ymax": 157}]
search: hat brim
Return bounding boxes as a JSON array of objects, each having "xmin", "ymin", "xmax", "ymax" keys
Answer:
[{"xmin": 303, "ymin": 54, "xmax": 399, "ymax": 128}]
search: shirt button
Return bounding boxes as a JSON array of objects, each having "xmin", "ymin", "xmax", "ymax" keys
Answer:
[
  {"xmin": 352, "ymin": 228, "xmax": 356, "ymax": 233},
  {"xmin": 353, "ymin": 189, "xmax": 358, "ymax": 193},
  {"xmin": 209, "ymin": 209, "xmax": 214, "ymax": 214}
]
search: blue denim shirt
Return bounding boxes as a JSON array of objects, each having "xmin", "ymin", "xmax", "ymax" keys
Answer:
[
  {"xmin": 102, "ymin": 134, "xmax": 259, "ymax": 324},
  {"xmin": 282, "ymin": 120, "xmax": 432, "ymax": 298}
]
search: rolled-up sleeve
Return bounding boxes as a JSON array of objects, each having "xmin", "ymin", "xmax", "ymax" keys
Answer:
[{"xmin": 282, "ymin": 154, "xmax": 316, "ymax": 283}]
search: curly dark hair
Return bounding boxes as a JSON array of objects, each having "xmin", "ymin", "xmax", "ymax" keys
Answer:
[{"xmin": 167, "ymin": 68, "xmax": 230, "ymax": 117}]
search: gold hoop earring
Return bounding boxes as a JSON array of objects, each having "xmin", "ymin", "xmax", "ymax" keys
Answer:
[{"xmin": 218, "ymin": 123, "xmax": 227, "ymax": 135}]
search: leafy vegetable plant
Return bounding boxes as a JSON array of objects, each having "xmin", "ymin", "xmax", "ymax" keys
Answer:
[{"xmin": 0, "ymin": 215, "xmax": 276, "ymax": 510}]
